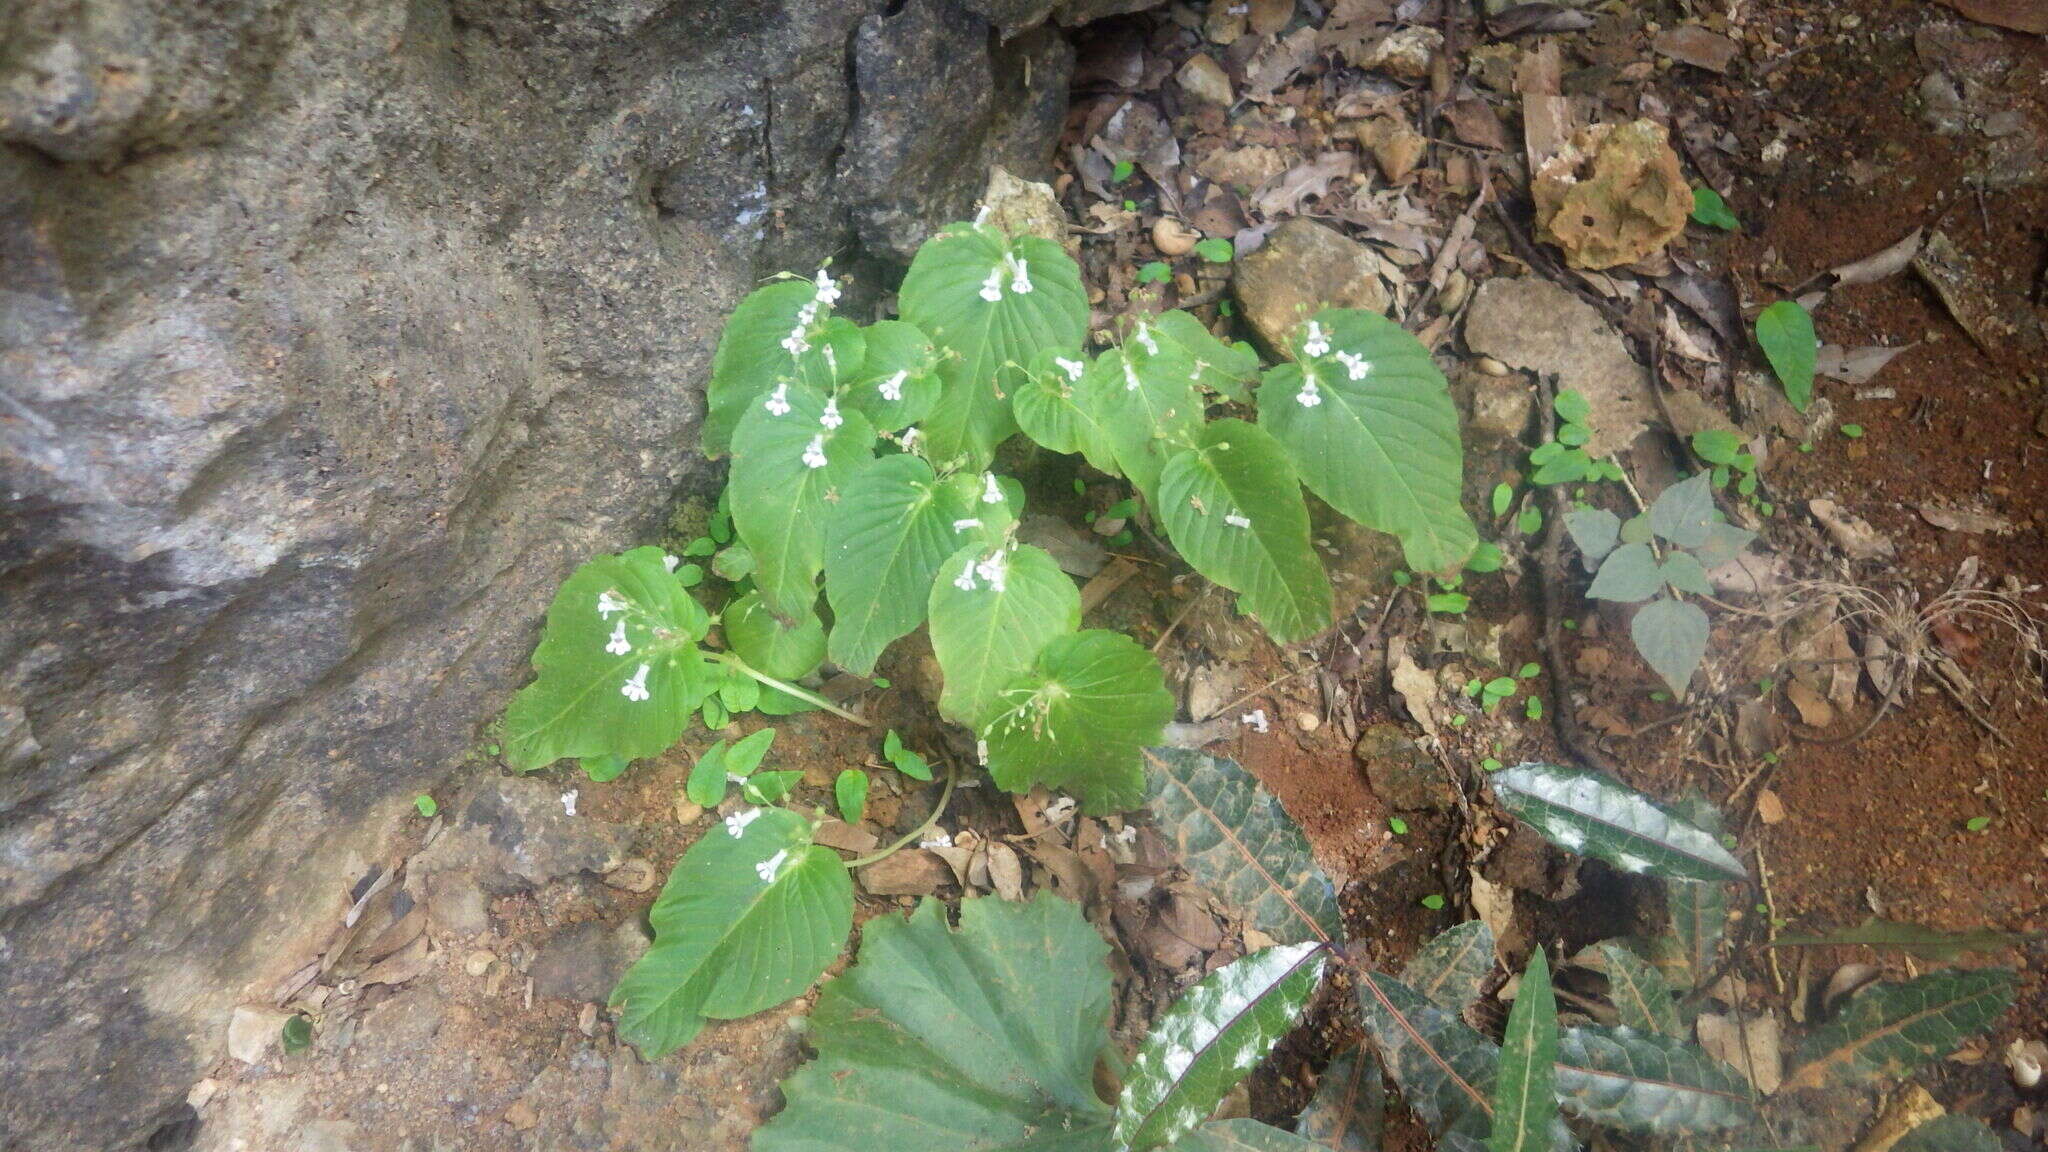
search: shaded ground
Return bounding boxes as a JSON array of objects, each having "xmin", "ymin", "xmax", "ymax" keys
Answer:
[{"xmin": 183, "ymin": 2, "xmax": 2046, "ymax": 1150}]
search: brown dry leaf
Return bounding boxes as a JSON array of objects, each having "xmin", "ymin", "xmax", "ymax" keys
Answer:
[
  {"xmin": 1253, "ymin": 151, "xmax": 1357, "ymax": 219},
  {"xmin": 1918, "ymin": 504, "xmax": 2016, "ymax": 535},
  {"xmin": 1470, "ymin": 872, "xmax": 1516, "ymax": 946},
  {"xmin": 1935, "ymin": 0, "xmax": 2048, "ymax": 33},
  {"xmin": 1652, "ymin": 26, "xmax": 1740, "ymax": 73},
  {"xmin": 1849, "ymin": 1085, "xmax": 1944, "ymax": 1152},
  {"xmin": 1824, "ymin": 228, "xmax": 1923, "ymax": 289},
  {"xmin": 1807, "ymin": 499, "xmax": 1895, "ymax": 560},
  {"xmin": 1197, "ymin": 144, "xmax": 1293, "ymax": 191},
  {"xmin": 1443, "ymin": 98, "xmax": 1510, "ymax": 150},
  {"xmin": 1756, "ymin": 789, "xmax": 1787, "ymax": 825},
  {"xmin": 1161, "ymin": 890, "xmax": 1224, "ymax": 951},
  {"xmin": 359, "ymin": 935, "xmax": 432, "ymax": 988},
  {"xmin": 814, "ymin": 819, "xmax": 880, "ymax": 854},
  {"xmin": 1388, "ymin": 637, "xmax": 1441, "ymax": 742},
  {"xmin": 858, "ymin": 850, "xmax": 952, "ymax": 896},
  {"xmin": 1516, "ymin": 39, "xmax": 1570, "ymax": 171},
  {"xmin": 1579, "ymin": 705, "xmax": 1632, "ymax": 737},
  {"xmin": 1489, "ymin": 4, "xmax": 1595, "ymax": 36},
  {"xmin": 1697, "ymin": 1011, "xmax": 1784, "ymax": 1095},
  {"xmin": 1816, "ymin": 344, "xmax": 1912, "ymax": 386},
  {"xmin": 1915, "ymin": 230, "xmax": 2045, "ymax": 356},
  {"xmin": 929, "ymin": 844, "xmax": 975, "ymax": 887},
  {"xmin": 986, "ymin": 842, "xmax": 1026, "ymax": 901},
  {"xmin": 1785, "ymin": 681, "xmax": 1835, "ymax": 728},
  {"xmin": 1244, "ymin": 26, "xmax": 1320, "ymax": 102},
  {"xmin": 1135, "ymin": 923, "xmax": 1203, "ymax": 972}
]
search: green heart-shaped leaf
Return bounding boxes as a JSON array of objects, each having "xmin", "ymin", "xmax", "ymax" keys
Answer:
[
  {"xmin": 1013, "ymin": 348, "xmax": 1120, "ymax": 474},
  {"xmin": 1631, "ymin": 597, "xmax": 1711, "ymax": 696},
  {"xmin": 982, "ymin": 630, "xmax": 1172, "ymax": 812},
  {"xmin": 1756, "ymin": 300, "xmax": 1816, "ymax": 412},
  {"xmin": 838, "ymin": 319, "xmax": 941, "ymax": 432},
  {"xmin": 729, "ymin": 379, "xmax": 876, "ymax": 618},
  {"xmin": 927, "ymin": 542, "xmax": 1080, "ymax": 727},
  {"xmin": 724, "ymin": 590, "xmax": 826, "ymax": 681}
]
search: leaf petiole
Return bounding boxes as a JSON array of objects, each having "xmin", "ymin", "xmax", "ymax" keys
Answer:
[
  {"xmin": 710, "ymin": 651, "xmax": 870, "ymax": 726},
  {"xmin": 844, "ymin": 756, "xmax": 959, "ymax": 869}
]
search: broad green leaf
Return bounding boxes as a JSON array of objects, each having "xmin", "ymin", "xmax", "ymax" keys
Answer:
[
  {"xmin": 1159, "ymin": 419, "xmax": 1333, "ymax": 645},
  {"xmin": 1083, "ymin": 342, "xmax": 1203, "ymax": 505},
  {"xmin": 899, "ymin": 225, "xmax": 1089, "ymax": 467},
  {"xmin": 1620, "ymin": 514, "xmax": 1653, "ymax": 545},
  {"xmin": 1014, "ymin": 348, "xmax": 1120, "ymax": 473},
  {"xmin": 1632, "ymin": 597, "xmax": 1711, "ymax": 696},
  {"xmin": 1491, "ymin": 762, "xmax": 1746, "ymax": 882},
  {"xmin": 281, "ymin": 1014, "xmax": 313, "ymax": 1054},
  {"xmin": 505, "ymin": 547, "xmax": 715, "ymax": 771},
  {"xmin": 1565, "ymin": 507, "xmax": 1621, "ymax": 564},
  {"xmin": 1691, "ymin": 429, "xmax": 1742, "ymax": 464},
  {"xmin": 883, "ymin": 729, "xmax": 934, "ymax": 782},
  {"xmin": 1587, "ymin": 543, "xmax": 1661, "ymax": 602},
  {"xmin": 1756, "ymin": 300, "xmax": 1816, "ymax": 412},
  {"xmin": 612, "ymin": 807, "xmax": 852, "ymax": 1057},
  {"xmin": 982, "ymin": 630, "xmax": 1172, "ymax": 812},
  {"xmin": 1295, "ymin": 1051, "xmax": 1384, "ymax": 1152},
  {"xmin": 839, "ymin": 319, "xmax": 941, "ymax": 431},
  {"xmin": 1647, "ymin": 474, "xmax": 1717, "ymax": 549},
  {"xmin": 1893, "ymin": 1115, "xmax": 2001, "ymax": 1152},
  {"xmin": 1554, "ymin": 1024, "xmax": 1758, "ymax": 1134},
  {"xmin": 823, "ymin": 454, "xmax": 1013, "ymax": 675},
  {"xmin": 744, "ymin": 768, "xmax": 802, "ymax": 804},
  {"xmin": 1180, "ymin": 1120, "xmax": 1338, "ymax": 1152},
  {"xmin": 686, "ymin": 740, "xmax": 731, "ymax": 807},
  {"xmin": 1259, "ymin": 310, "xmax": 1476, "ymax": 573},
  {"xmin": 1554, "ymin": 390, "xmax": 1591, "ymax": 424},
  {"xmin": 1117, "ymin": 944, "xmax": 1329, "ymax": 1152},
  {"xmin": 704, "ymin": 273, "xmax": 846, "ymax": 455},
  {"xmin": 753, "ymin": 893, "xmax": 1114, "ymax": 1152},
  {"xmin": 1145, "ymin": 310, "xmax": 1262, "ymax": 402},
  {"xmin": 725, "ymin": 726, "xmax": 777, "ymax": 776},
  {"xmin": 724, "ymin": 590, "xmax": 826, "ymax": 681},
  {"xmin": 1693, "ymin": 522, "xmax": 1757, "ymax": 570},
  {"xmin": 1489, "ymin": 950, "xmax": 1557, "ymax": 1152},
  {"xmin": 1690, "ymin": 188, "xmax": 1740, "ymax": 231},
  {"xmin": 1771, "ymin": 917, "xmax": 2027, "ymax": 961},
  {"xmin": 1403, "ymin": 921, "xmax": 1497, "ymax": 1010},
  {"xmin": 1659, "ymin": 553, "xmax": 1714, "ymax": 596},
  {"xmin": 712, "ymin": 541, "xmax": 755, "ymax": 582},
  {"xmin": 1356, "ymin": 971, "xmax": 1571, "ymax": 1151},
  {"xmin": 1781, "ymin": 969, "xmax": 2016, "ymax": 1092},
  {"xmin": 1143, "ymin": 748, "xmax": 1340, "ymax": 944},
  {"xmin": 730, "ymin": 381, "xmax": 876, "ymax": 618},
  {"xmin": 928, "ymin": 542, "xmax": 1080, "ymax": 726},
  {"xmin": 1585, "ymin": 942, "xmax": 1682, "ymax": 1038},
  {"xmin": 835, "ymin": 768, "xmax": 869, "ymax": 824}
]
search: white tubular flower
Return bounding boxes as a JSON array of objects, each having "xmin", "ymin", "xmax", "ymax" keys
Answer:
[
  {"xmin": 899, "ymin": 426, "xmax": 920, "ymax": 451},
  {"xmin": 1335, "ymin": 350, "xmax": 1371, "ymax": 380},
  {"xmin": 951, "ymin": 518, "xmax": 982, "ymax": 532},
  {"xmin": 801, "ymin": 434, "xmax": 828, "ymax": 469},
  {"xmin": 1240, "ymin": 708, "xmax": 1269, "ymax": 733},
  {"xmin": 723, "ymin": 807, "xmax": 761, "ymax": 838},
  {"xmin": 1295, "ymin": 370, "xmax": 1323, "ymax": 408},
  {"xmin": 1123, "ymin": 356, "xmax": 1142, "ymax": 392},
  {"xmin": 878, "ymin": 370, "xmax": 906, "ymax": 401},
  {"xmin": 662, "ymin": 554, "xmax": 680, "ymax": 572},
  {"xmin": 605, "ymin": 619, "xmax": 631, "ymax": 655},
  {"xmin": 976, "ymin": 738, "xmax": 989, "ymax": 766},
  {"xmin": 973, "ymin": 549, "xmax": 1007, "ymax": 592},
  {"xmin": 981, "ymin": 472, "xmax": 1003, "ymax": 504},
  {"xmin": 596, "ymin": 590, "xmax": 629, "ymax": 618},
  {"xmin": 755, "ymin": 849, "xmax": 790, "ymax": 883},
  {"xmin": 813, "ymin": 267, "xmax": 841, "ymax": 307},
  {"xmin": 979, "ymin": 265, "xmax": 1005, "ymax": 302},
  {"xmin": 764, "ymin": 382, "xmax": 792, "ymax": 416},
  {"xmin": 1225, "ymin": 513, "xmax": 1251, "ymax": 529},
  {"xmin": 1055, "ymin": 356, "xmax": 1084, "ymax": 381},
  {"xmin": 1301, "ymin": 320, "xmax": 1329, "ymax": 358},
  {"xmin": 1006, "ymin": 251, "xmax": 1033, "ymax": 294},
  {"xmin": 953, "ymin": 566, "xmax": 978, "ymax": 591},
  {"xmin": 1134, "ymin": 322, "xmax": 1159, "ymax": 356},
  {"xmin": 820, "ymin": 395, "xmax": 843, "ymax": 430},
  {"xmin": 620, "ymin": 663, "xmax": 652, "ymax": 702}
]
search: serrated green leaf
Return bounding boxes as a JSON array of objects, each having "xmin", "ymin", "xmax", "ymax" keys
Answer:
[
  {"xmin": 1015, "ymin": 349, "xmax": 1121, "ymax": 473},
  {"xmin": 1782, "ymin": 969, "xmax": 2017, "ymax": 1091},
  {"xmin": 612, "ymin": 807, "xmax": 851, "ymax": 1057},
  {"xmin": 1554, "ymin": 1024, "xmax": 1758, "ymax": 1134},
  {"xmin": 724, "ymin": 590, "xmax": 826, "ymax": 681},
  {"xmin": 882, "ymin": 729, "xmax": 933, "ymax": 782},
  {"xmin": 1770, "ymin": 917, "xmax": 2028, "ymax": 961},
  {"xmin": 1660, "ymin": 552, "xmax": 1714, "ymax": 596},
  {"xmin": 1118, "ymin": 944, "xmax": 1329, "ymax": 1151},
  {"xmin": 753, "ymin": 893, "xmax": 1113, "ymax": 1152},
  {"xmin": 1566, "ymin": 507, "xmax": 1621, "ymax": 563},
  {"xmin": 704, "ymin": 274, "xmax": 846, "ymax": 455},
  {"xmin": 1756, "ymin": 300, "xmax": 1816, "ymax": 412},
  {"xmin": 823, "ymin": 454, "xmax": 1012, "ymax": 675},
  {"xmin": 1632, "ymin": 597, "xmax": 1711, "ymax": 696},
  {"xmin": 1160, "ymin": 419, "xmax": 1333, "ymax": 644},
  {"xmin": 1489, "ymin": 950, "xmax": 1557, "ymax": 1152},
  {"xmin": 900, "ymin": 225, "xmax": 1089, "ymax": 467},
  {"xmin": 1180, "ymin": 1120, "xmax": 1337, "ymax": 1152},
  {"xmin": 839, "ymin": 319, "xmax": 942, "ymax": 432},
  {"xmin": 1149, "ymin": 309, "xmax": 1262, "ymax": 401},
  {"xmin": 1491, "ymin": 762, "xmax": 1746, "ymax": 882},
  {"xmin": 1295, "ymin": 1051, "xmax": 1385, "ymax": 1152},
  {"xmin": 1648, "ymin": 474, "xmax": 1717, "ymax": 549},
  {"xmin": 730, "ymin": 381, "xmax": 876, "ymax": 617},
  {"xmin": 1893, "ymin": 1114, "xmax": 2001, "ymax": 1152},
  {"xmin": 1584, "ymin": 942, "xmax": 1682, "ymax": 1037},
  {"xmin": 928, "ymin": 542, "xmax": 1080, "ymax": 726},
  {"xmin": 835, "ymin": 769, "xmax": 869, "ymax": 824},
  {"xmin": 1083, "ymin": 340, "xmax": 1203, "ymax": 505},
  {"xmin": 1403, "ymin": 921, "xmax": 1497, "ymax": 1010},
  {"xmin": 1259, "ymin": 310, "xmax": 1476, "ymax": 573},
  {"xmin": 1587, "ymin": 543, "xmax": 1661, "ymax": 602},
  {"xmin": 505, "ymin": 547, "xmax": 715, "ymax": 771},
  {"xmin": 1143, "ymin": 748, "xmax": 1339, "ymax": 944},
  {"xmin": 982, "ymin": 630, "xmax": 1171, "ymax": 812}
]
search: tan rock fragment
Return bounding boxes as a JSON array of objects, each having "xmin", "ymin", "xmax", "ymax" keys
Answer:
[{"xmin": 1533, "ymin": 120, "xmax": 1692, "ymax": 270}]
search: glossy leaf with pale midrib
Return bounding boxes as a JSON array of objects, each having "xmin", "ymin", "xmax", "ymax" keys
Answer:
[
  {"xmin": 1553, "ymin": 1024, "xmax": 1758, "ymax": 1135},
  {"xmin": 1782, "ymin": 968, "xmax": 2016, "ymax": 1091},
  {"xmin": 1402, "ymin": 921, "xmax": 1496, "ymax": 1010},
  {"xmin": 1488, "ymin": 950, "xmax": 1557, "ymax": 1152},
  {"xmin": 1586, "ymin": 942, "xmax": 1682, "ymax": 1038},
  {"xmin": 1294, "ymin": 1051, "xmax": 1383, "ymax": 1152},
  {"xmin": 1491, "ymin": 762, "xmax": 1745, "ymax": 882},
  {"xmin": 1116, "ymin": 943, "xmax": 1329, "ymax": 1152},
  {"xmin": 1143, "ymin": 748, "xmax": 1340, "ymax": 944}
]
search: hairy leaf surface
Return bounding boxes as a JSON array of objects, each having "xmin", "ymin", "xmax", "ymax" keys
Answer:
[
  {"xmin": 928, "ymin": 543, "xmax": 1080, "ymax": 727},
  {"xmin": 982, "ymin": 630, "xmax": 1171, "ymax": 812},
  {"xmin": 1143, "ymin": 748, "xmax": 1339, "ymax": 943},
  {"xmin": 1491, "ymin": 763, "xmax": 1745, "ymax": 882},
  {"xmin": 1116, "ymin": 944, "xmax": 1328, "ymax": 1151},
  {"xmin": 730, "ymin": 382, "xmax": 876, "ymax": 618},
  {"xmin": 506, "ymin": 547, "xmax": 714, "ymax": 770}
]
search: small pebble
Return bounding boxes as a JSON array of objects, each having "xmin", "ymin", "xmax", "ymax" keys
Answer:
[
  {"xmin": 674, "ymin": 799, "xmax": 704, "ymax": 824},
  {"xmin": 1294, "ymin": 711, "xmax": 1321, "ymax": 732},
  {"xmin": 465, "ymin": 950, "xmax": 497, "ymax": 977},
  {"xmin": 1476, "ymin": 356, "xmax": 1509, "ymax": 376}
]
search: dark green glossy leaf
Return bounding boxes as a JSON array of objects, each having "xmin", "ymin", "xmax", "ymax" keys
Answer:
[
  {"xmin": 1179, "ymin": 1120, "xmax": 1336, "ymax": 1151},
  {"xmin": 1893, "ymin": 1114, "xmax": 2001, "ymax": 1152},
  {"xmin": 1403, "ymin": 921, "xmax": 1496, "ymax": 1010},
  {"xmin": 1756, "ymin": 300, "xmax": 1816, "ymax": 412},
  {"xmin": 1489, "ymin": 951, "xmax": 1557, "ymax": 1152},
  {"xmin": 1357, "ymin": 971, "xmax": 1571, "ymax": 1151},
  {"xmin": 1491, "ymin": 762, "xmax": 1746, "ymax": 882},
  {"xmin": 1144, "ymin": 748, "xmax": 1339, "ymax": 944},
  {"xmin": 753, "ymin": 893, "xmax": 1114, "ymax": 1152},
  {"xmin": 1586, "ymin": 942, "xmax": 1682, "ymax": 1038},
  {"xmin": 1782, "ymin": 969, "xmax": 2016, "ymax": 1091},
  {"xmin": 1295, "ymin": 1051, "xmax": 1384, "ymax": 1152},
  {"xmin": 1117, "ymin": 944, "xmax": 1329, "ymax": 1151},
  {"xmin": 1554, "ymin": 1024, "xmax": 1758, "ymax": 1134}
]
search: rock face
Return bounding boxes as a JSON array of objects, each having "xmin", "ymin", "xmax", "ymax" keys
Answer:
[
  {"xmin": 1232, "ymin": 218, "xmax": 1393, "ymax": 354},
  {"xmin": 0, "ymin": 1, "xmax": 1077, "ymax": 1147}
]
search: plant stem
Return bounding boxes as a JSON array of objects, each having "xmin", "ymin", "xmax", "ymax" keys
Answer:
[
  {"xmin": 845, "ymin": 757, "xmax": 959, "ymax": 869},
  {"xmin": 712, "ymin": 653, "xmax": 869, "ymax": 726}
]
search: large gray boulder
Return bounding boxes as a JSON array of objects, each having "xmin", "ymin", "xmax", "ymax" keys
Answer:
[{"xmin": 0, "ymin": 0, "xmax": 1071, "ymax": 1147}]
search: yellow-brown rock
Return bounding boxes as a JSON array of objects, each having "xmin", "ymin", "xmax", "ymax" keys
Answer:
[{"xmin": 1532, "ymin": 119, "xmax": 1692, "ymax": 270}]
